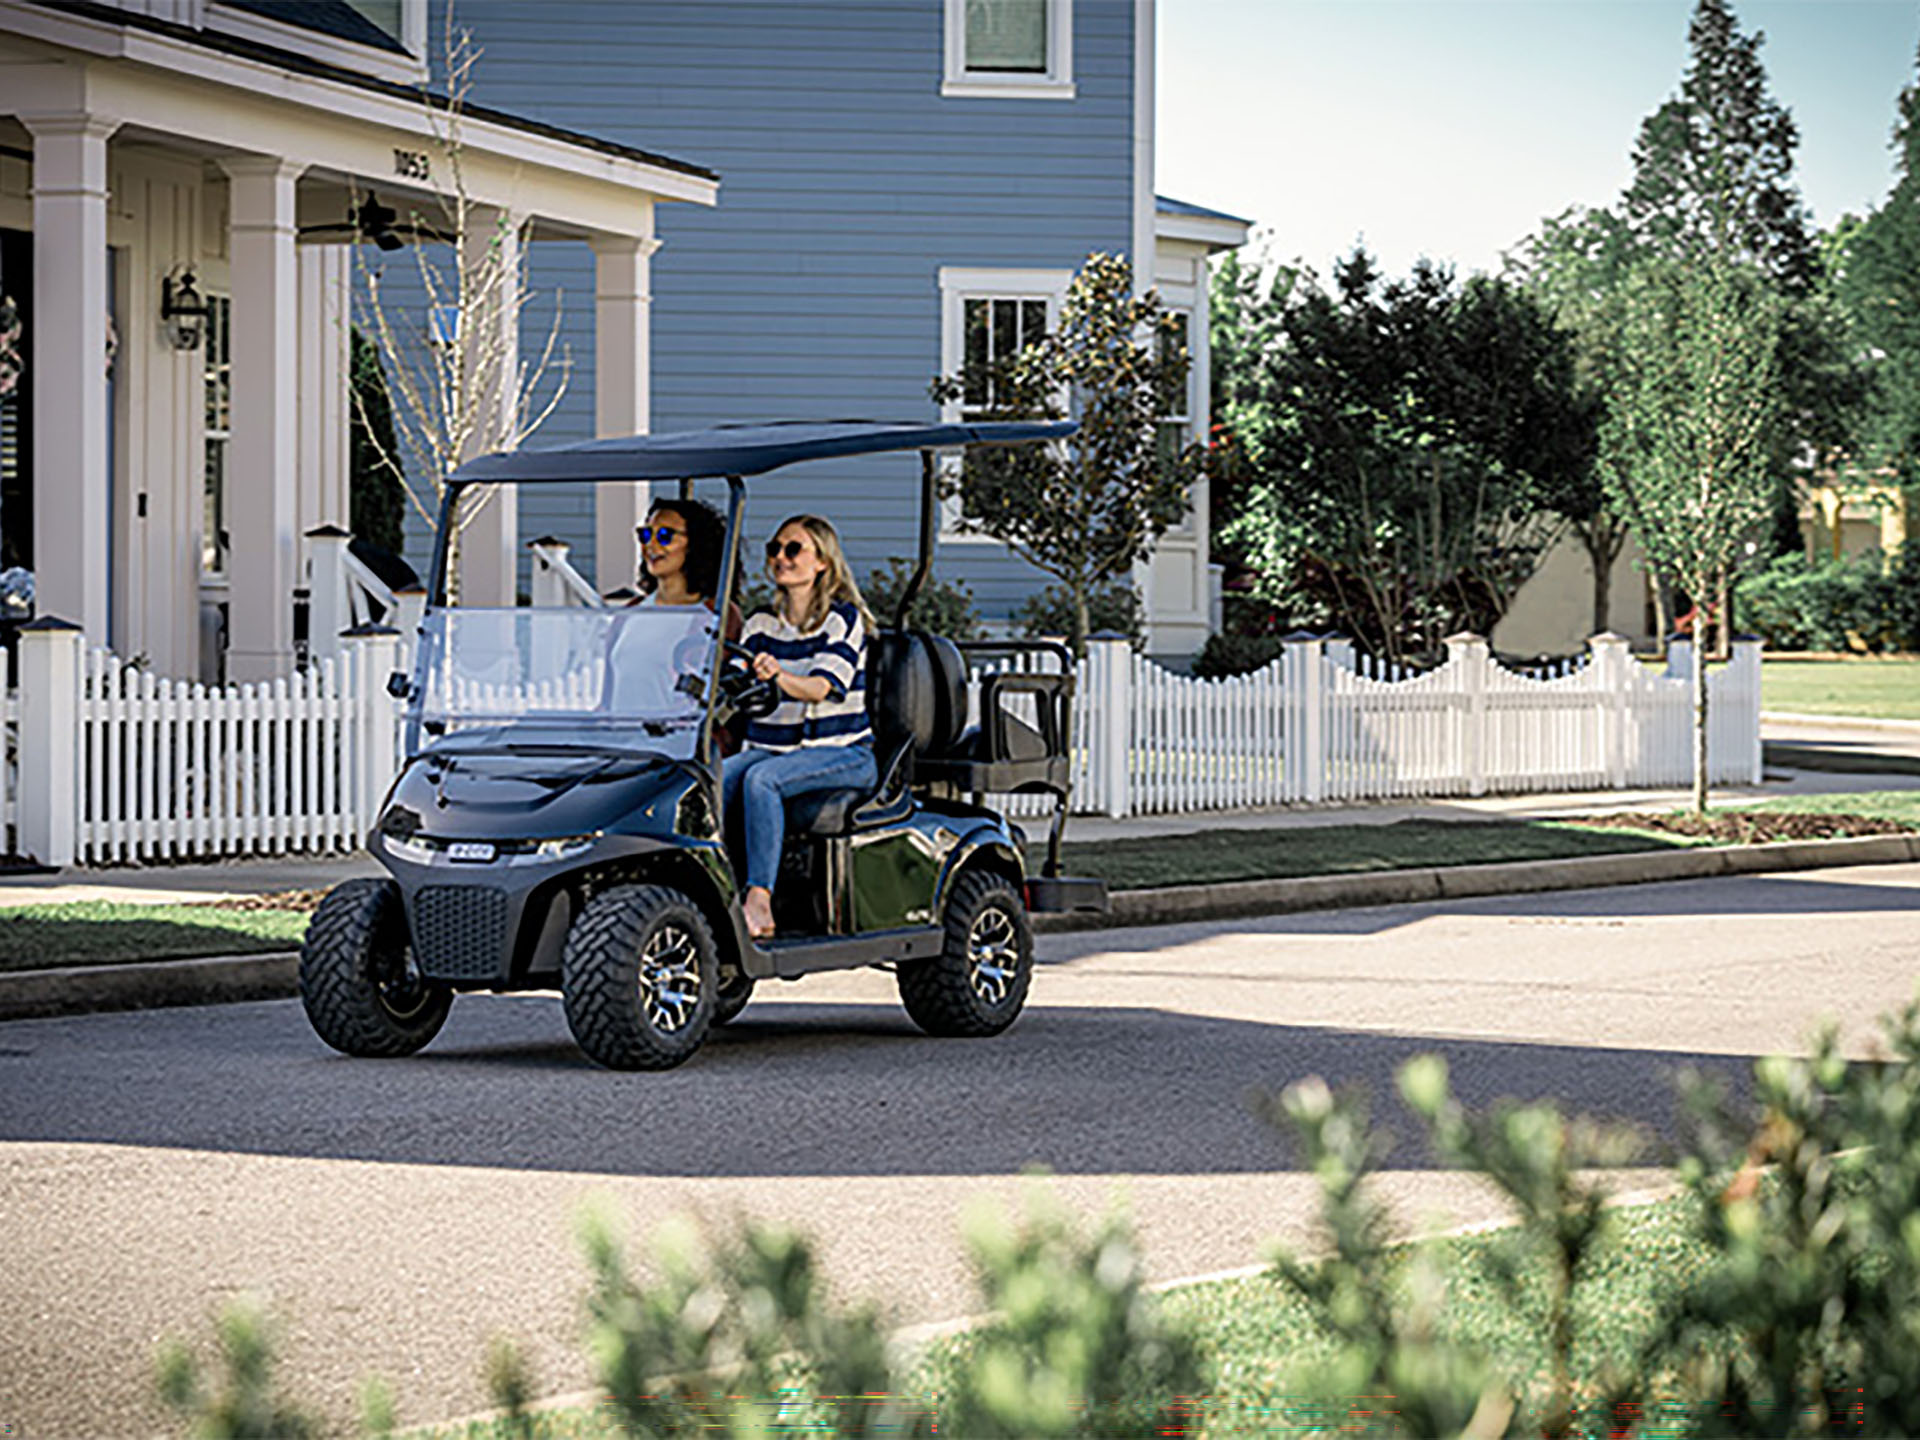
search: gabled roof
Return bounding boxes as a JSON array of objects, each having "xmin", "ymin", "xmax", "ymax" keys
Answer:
[
  {"xmin": 1156, "ymin": 194, "xmax": 1254, "ymax": 253},
  {"xmin": 450, "ymin": 420, "xmax": 1079, "ymax": 485}
]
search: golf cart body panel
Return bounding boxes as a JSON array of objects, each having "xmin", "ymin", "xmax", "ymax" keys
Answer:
[{"xmin": 307, "ymin": 419, "xmax": 1106, "ymax": 1069}]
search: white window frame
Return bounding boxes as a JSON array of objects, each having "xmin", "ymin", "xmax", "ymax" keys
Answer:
[
  {"xmin": 942, "ymin": 0, "xmax": 1075, "ymax": 101},
  {"xmin": 1158, "ymin": 306, "xmax": 1198, "ymax": 537},
  {"xmin": 936, "ymin": 266, "xmax": 1072, "ymax": 542},
  {"xmin": 202, "ymin": 291, "xmax": 233, "ymax": 578}
]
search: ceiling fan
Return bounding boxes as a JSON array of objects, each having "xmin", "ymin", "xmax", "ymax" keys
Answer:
[{"xmin": 299, "ymin": 192, "xmax": 454, "ymax": 250}]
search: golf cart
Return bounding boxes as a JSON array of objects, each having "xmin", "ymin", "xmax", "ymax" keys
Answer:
[{"xmin": 299, "ymin": 420, "xmax": 1109, "ymax": 1070}]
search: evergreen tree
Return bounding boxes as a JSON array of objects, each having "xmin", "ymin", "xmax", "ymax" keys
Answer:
[{"xmin": 1839, "ymin": 43, "xmax": 1920, "ymax": 486}]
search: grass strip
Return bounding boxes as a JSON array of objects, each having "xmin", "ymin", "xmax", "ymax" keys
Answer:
[
  {"xmin": 1762, "ymin": 655, "xmax": 1920, "ymax": 722},
  {"xmin": 1048, "ymin": 818, "xmax": 1682, "ymax": 893},
  {"xmin": 1763, "ymin": 741, "xmax": 1920, "ymax": 778},
  {"xmin": 0, "ymin": 901, "xmax": 308, "ymax": 973},
  {"xmin": 1744, "ymin": 789, "xmax": 1920, "ymax": 822}
]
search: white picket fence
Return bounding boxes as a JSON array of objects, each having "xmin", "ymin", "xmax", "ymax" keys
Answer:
[
  {"xmin": 1051, "ymin": 632, "xmax": 1760, "ymax": 819},
  {"xmin": 7, "ymin": 622, "xmax": 402, "ymax": 868},
  {"xmin": 4, "ymin": 619, "xmax": 1763, "ymax": 867}
]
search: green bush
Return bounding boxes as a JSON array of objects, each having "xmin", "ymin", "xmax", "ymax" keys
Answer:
[
  {"xmin": 156, "ymin": 1300, "xmax": 321, "ymax": 1440},
  {"xmin": 862, "ymin": 557, "xmax": 983, "ymax": 641},
  {"xmin": 1190, "ymin": 632, "xmax": 1286, "ymax": 678},
  {"xmin": 1015, "ymin": 583, "xmax": 1143, "ymax": 651},
  {"xmin": 1735, "ymin": 551, "xmax": 1917, "ymax": 653}
]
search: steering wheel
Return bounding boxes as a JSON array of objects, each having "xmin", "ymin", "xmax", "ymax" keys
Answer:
[{"xmin": 717, "ymin": 640, "xmax": 781, "ymax": 720}]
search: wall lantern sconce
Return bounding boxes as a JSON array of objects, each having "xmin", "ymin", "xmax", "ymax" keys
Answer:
[{"xmin": 161, "ymin": 268, "xmax": 210, "ymax": 351}]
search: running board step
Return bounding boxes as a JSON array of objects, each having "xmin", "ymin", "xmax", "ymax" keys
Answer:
[{"xmin": 750, "ymin": 925, "xmax": 944, "ymax": 981}]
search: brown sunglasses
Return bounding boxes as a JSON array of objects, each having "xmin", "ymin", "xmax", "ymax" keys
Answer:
[{"xmin": 765, "ymin": 539, "xmax": 809, "ymax": 561}]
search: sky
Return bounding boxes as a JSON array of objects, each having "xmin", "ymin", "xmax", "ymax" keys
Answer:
[{"xmin": 1157, "ymin": 0, "xmax": 1920, "ymax": 280}]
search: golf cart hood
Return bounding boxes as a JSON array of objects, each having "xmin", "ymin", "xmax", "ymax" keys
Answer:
[{"xmin": 382, "ymin": 742, "xmax": 692, "ymax": 843}]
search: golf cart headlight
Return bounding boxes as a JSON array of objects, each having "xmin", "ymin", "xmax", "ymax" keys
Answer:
[
  {"xmin": 387, "ymin": 834, "xmax": 436, "ymax": 865},
  {"xmin": 532, "ymin": 834, "xmax": 598, "ymax": 861}
]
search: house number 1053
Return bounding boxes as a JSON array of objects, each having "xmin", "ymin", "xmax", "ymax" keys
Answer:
[{"xmin": 393, "ymin": 149, "xmax": 431, "ymax": 181}]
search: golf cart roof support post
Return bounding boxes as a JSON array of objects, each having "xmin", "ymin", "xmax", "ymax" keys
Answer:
[
  {"xmin": 893, "ymin": 449, "xmax": 939, "ymax": 631},
  {"xmin": 701, "ymin": 475, "xmax": 749, "ymax": 785}
]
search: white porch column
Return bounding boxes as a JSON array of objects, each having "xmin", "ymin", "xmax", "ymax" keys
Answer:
[
  {"xmin": 221, "ymin": 156, "xmax": 305, "ymax": 679},
  {"xmin": 23, "ymin": 113, "xmax": 117, "ymax": 647},
  {"xmin": 591, "ymin": 230, "xmax": 658, "ymax": 594},
  {"xmin": 456, "ymin": 205, "xmax": 521, "ymax": 606}
]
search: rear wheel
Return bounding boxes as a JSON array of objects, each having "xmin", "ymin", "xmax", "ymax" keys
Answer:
[
  {"xmin": 562, "ymin": 884, "xmax": 716, "ymax": 1070},
  {"xmin": 897, "ymin": 869, "xmax": 1032, "ymax": 1037},
  {"xmin": 300, "ymin": 878, "xmax": 452, "ymax": 1057}
]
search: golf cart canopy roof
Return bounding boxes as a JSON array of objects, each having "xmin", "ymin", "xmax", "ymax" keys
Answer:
[{"xmin": 449, "ymin": 419, "xmax": 1078, "ymax": 485}]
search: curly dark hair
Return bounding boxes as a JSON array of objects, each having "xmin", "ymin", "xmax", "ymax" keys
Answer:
[{"xmin": 637, "ymin": 497, "xmax": 727, "ymax": 602}]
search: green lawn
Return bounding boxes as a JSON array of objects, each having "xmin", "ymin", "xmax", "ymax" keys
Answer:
[
  {"xmin": 1047, "ymin": 818, "xmax": 1684, "ymax": 892},
  {"xmin": 1762, "ymin": 654, "xmax": 1920, "ymax": 721},
  {"xmin": 1746, "ymin": 789, "xmax": 1920, "ymax": 822},
  {"xmin": 0, "ymin": 902, "xmax": 307, "ymax": 972}
]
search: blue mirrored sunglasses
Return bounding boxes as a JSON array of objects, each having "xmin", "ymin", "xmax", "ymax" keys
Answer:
[{"xmin": 635, "ymin": 525, "xmax": 682, "ymax": 546}]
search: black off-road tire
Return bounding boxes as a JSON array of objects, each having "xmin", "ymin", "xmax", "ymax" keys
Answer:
[
  {"xmin": 897, "ymin": 869, "xmax": 1033, "ymax": 1037},
  {"xmin": 299, "ymin": 878, "xmax": 452, "ymax": 1057},
  {"xmin": 712, "ymin": 972, "xmax": 755, "ymax": 1027},
  {"xmin": 562, "ymin": 884, "xmax": 717, "ymax": 1070}
]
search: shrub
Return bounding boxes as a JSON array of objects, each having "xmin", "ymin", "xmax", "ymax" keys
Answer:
[
  {"xmin": 1190, "ymin": 632, "xmax": 1286, "ymax": 678},
  {"xmin": 1735, "ymin": 551, "xmax": 1903, "ymax": 652},
  {"xmin": 156, "ymin": 1300, "xmax": 321, "ymax": 1440},
  {"xmin": 862, "ymin": 556, "xmax": 983, "ymax": 641},
  {"xmin": 1016, "ymin": 583, "xmax": 1143, "ymax": 651}
]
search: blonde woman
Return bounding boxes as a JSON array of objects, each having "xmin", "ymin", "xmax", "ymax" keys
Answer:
[{"xmin": 722, "ymin": 514, "xmax": 875, "ymax": 939}]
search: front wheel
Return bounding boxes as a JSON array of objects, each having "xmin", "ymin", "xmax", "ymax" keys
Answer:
[
  {"xmin": 300, "ymin": 878, "xmax": 452, "ymax": 1057},
  {"xmin": 897, "ymin": 869, "xmax": 1032, "ymax": 1037},
  {"xmin": 562, "ymin": 884, "xmax": 716, "ymax": 1070}
]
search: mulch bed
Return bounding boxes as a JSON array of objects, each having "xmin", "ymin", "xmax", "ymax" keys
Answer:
[
  {"xmin": 1566, "ymin": 811, "xmax": 1919, "ymax": 844},
  {"xmin": 208, "ymin": 888, "xmax": 331, "ymax": 914}
]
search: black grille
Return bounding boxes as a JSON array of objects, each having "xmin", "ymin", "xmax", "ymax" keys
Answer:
[{"xmin": 410, "ymin": 886, "xmax": 510, "ymax": 982}]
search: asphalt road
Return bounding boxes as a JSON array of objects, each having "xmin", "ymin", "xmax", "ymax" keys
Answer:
[{"xmin": 6, "ymin": 862, "xmax": 1920, "ymax": 1437}]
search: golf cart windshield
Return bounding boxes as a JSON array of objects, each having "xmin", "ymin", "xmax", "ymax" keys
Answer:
[{"xmin": 412, "ymin": 606, "xmax": 717, "ymax": 756}]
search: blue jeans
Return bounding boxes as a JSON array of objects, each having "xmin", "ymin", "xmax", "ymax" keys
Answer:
[{"xmin": 722, "ymin": 743, "xmax": 878, "ymax": 892}]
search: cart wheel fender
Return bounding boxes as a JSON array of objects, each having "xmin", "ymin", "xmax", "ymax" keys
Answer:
[{"xmin": 935, "ymin": 837, "xmax": 1025, "ymax": 918}]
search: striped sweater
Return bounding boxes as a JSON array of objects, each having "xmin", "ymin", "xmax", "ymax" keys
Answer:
[{"xmin": 738, "ymin": 601, "xmax": 872, "ymax": 752}]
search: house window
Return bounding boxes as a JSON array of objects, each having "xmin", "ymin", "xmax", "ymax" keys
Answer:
[
  {"xmin": 938, "ymin": 267, "xmax": 1071, "ymax": 539},
  {"xmin": 202, "ymin": 293, "xmax": 232, "ymax": 577},
  {"xmin": 943, "ymin": 0, "xmax": 1074, "ymax": 100},
  {"xmin": 1157, "ymin": 309, "xmax": 1198, "ymax": 538}
]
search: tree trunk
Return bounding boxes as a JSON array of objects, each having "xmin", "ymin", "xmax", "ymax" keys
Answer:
[
  {"xmin": 1073, "ymin": 585, "xmax": 1091, "ymax": 660},
  {"xmin": 1691, "ymin": 630, "xmax": 1710, "ymax": 815}
]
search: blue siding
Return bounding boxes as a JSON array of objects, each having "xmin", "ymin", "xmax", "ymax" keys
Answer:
[{"xmin": 430, "ymin": 0, "xmax": 1136, "ymax": 618}]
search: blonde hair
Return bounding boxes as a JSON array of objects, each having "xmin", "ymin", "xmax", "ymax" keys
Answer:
[{"xmin": 770, "ymin": 514, "xmax": 874, "ymax": 635}]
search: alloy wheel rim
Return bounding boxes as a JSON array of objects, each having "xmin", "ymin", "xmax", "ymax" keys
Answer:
[
  {"xmin": 966, "ymin": 905, "xmax": 1020, "ymax": 1007},
  {"xmin": 639, "ymin": 923, "xmax": 703, "ymax": 1033},
  {"xmin": 376, "ymin": 944, "xmax": 433, "ymax": 1020}
]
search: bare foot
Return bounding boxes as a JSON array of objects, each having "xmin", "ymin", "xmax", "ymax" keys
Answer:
[{"xmin": 743, "ymin": 886, "xmax": 776, "ymax": 941}]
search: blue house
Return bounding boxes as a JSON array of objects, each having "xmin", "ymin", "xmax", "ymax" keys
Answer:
[{"xmin": 439, "ymin": 0, "xmax": 1247, "ymax": 658}]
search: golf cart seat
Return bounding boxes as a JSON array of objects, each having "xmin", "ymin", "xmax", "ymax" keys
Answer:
[
  {"xmin": 784, "ymin": 631, "xmax": 1073, "ymax": 837},
  {"xmin": 784, "ymin": 629, "xmax": 968, "ymax": 837}
]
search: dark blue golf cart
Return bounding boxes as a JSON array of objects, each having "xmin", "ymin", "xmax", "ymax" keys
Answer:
[{"xmin": 299, "ymin": 421, "xmax": 1108, "ymax": 1070}]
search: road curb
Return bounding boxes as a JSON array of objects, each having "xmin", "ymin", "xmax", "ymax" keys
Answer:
[{"xmin": 4, "ymin": 835, "xmax": 1918, "ymax": 1021}]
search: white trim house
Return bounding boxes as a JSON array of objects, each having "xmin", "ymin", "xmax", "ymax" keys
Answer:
[{"xmin": 0, "ymin": 0, "xmax": 716, "ymax": 680}]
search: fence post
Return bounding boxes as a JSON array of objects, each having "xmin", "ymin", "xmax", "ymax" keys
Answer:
[
  {"xmin": 17, "ymin": 618, "xmax": 83, "ymax": 868},
  {"xmin": 1085, "ymin": 634, "xmax": 1131, "ymax": 819},
  {"xmin": 346, "ymin": 624, "xmax": 401, "ymax": 839},
  {"xmin": 1445, "ymin": 632, "xmax": 1489, "ymax": 797},
  {"xmin": 1282, "ymin": 632, "xmax": 1325, "ymax": 803},
  {"xmin": 1587, "ymin": 631, "xmax": 1631, "ymax": 790},
  {"xmin": 1732, "ymin": 635, "xmax": 1763, "ymax": 784},
  {"xmin": 304, "ymin": 524, "xmax": 351, "ymax": 665}
]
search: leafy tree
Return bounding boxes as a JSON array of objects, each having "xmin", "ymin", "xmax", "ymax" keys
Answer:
[
  {"xmin": 931, "ymin": 253, "xmax": 1200, "ymax": 656},
  {"xmin": 862, "ymin": 556, "xmax": 983, "ymax": 641},
  {"xmin": 1216, "ymin": 249, "xmax": 1593, "ymax": 663},
  {"xmin": 1621, "ymin": 0, "xmax": 1815, "ymax": 294},
  {"xmin": 1600, "ymin": 259, "xmax": 1781, "ymax": 811},
  {"xmin": 1836, "ymin": 42, "xmax": 1920, "ymax": 489}
]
